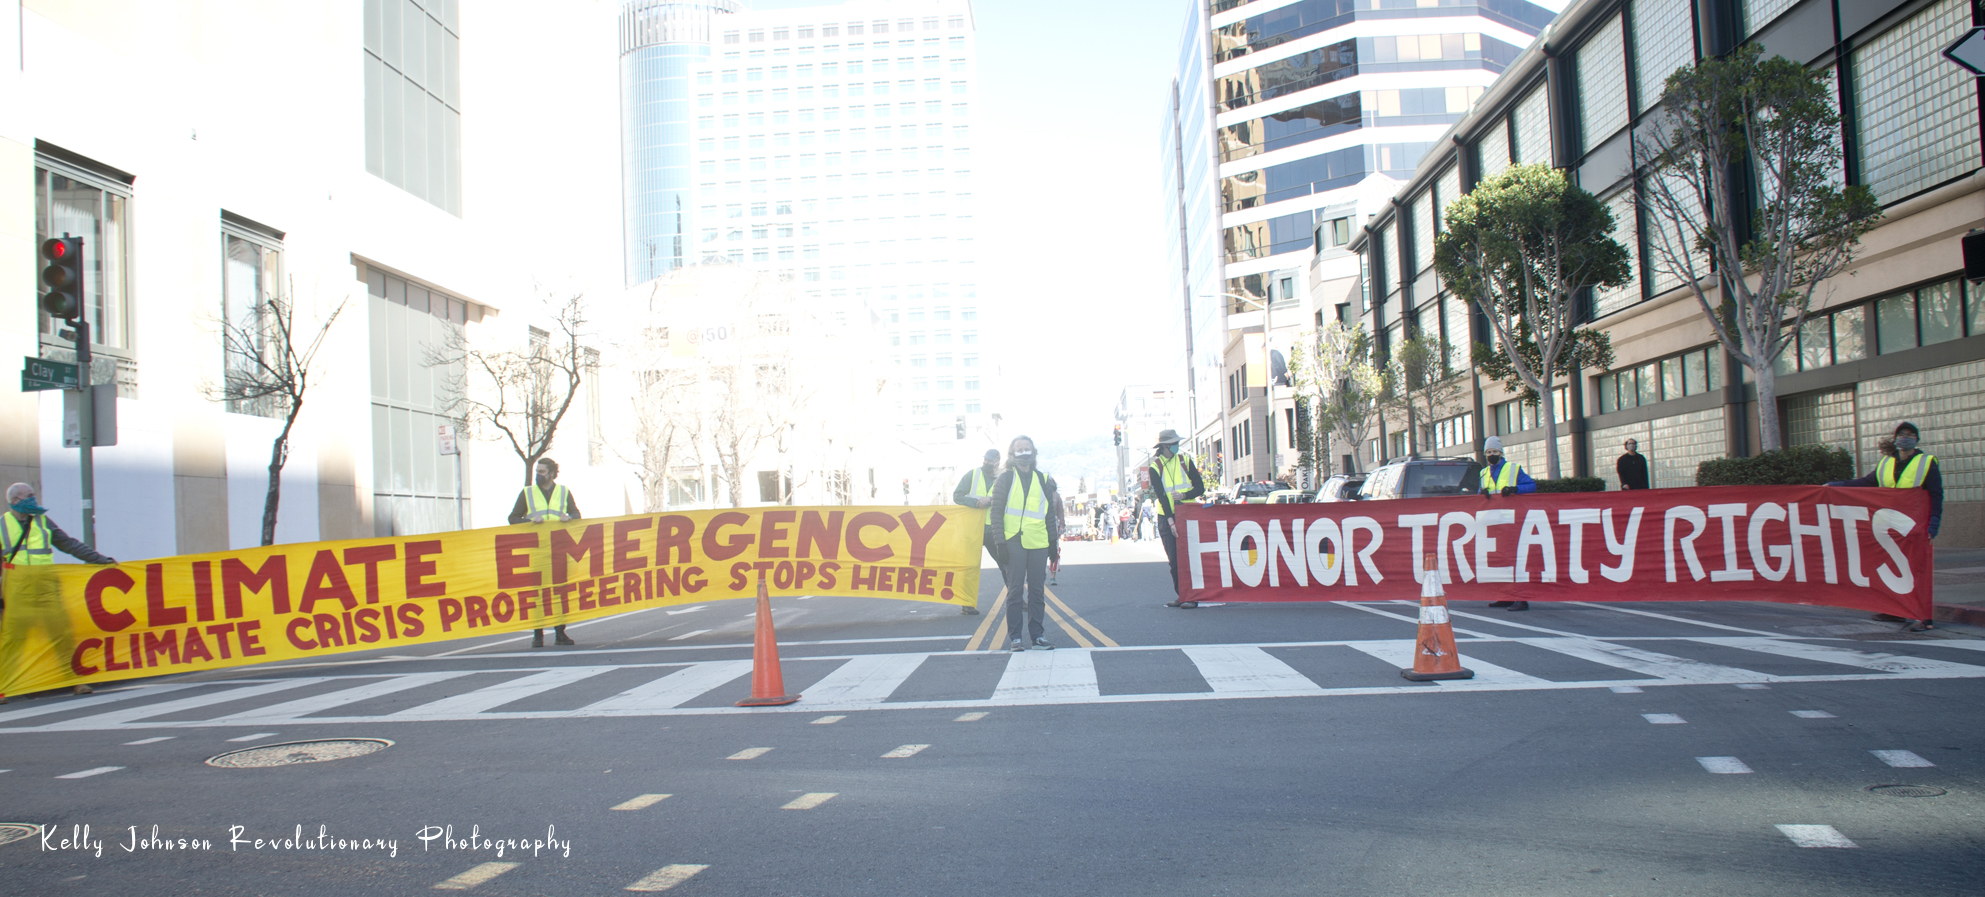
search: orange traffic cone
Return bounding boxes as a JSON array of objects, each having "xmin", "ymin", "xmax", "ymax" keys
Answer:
[
  {"xmin": 737, "ymin": 573, "xmax": 801, "ymax": 706},
  {"xmin": 1402, "ymin": 553, "xmax": 1474, "ymax": 682}
]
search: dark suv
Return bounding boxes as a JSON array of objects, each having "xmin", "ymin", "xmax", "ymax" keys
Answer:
[{"xmin": 1356, "ymin": 457, "xmax": 1484, "ymax": 501}]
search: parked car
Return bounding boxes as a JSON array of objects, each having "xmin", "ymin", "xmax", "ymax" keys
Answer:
[
  {"xmin": 1233, "ymin": 481, "xmax": 1288, "ymax": 504},
  {"xmin": 1356, "ymin": 457, "xmax": 1484, "ymax": 501},
  {"xmin": 1316, "ymin": 474, "xmax": 1368, "ymax": 502},
  {"xmin": 1265, "ymin": 489, "xmax": 1311, "ymax": 504}
]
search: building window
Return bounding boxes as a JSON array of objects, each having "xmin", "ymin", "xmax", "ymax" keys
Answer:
[
  {"xmin": 221, "ymin": 215, "xmax": 285, "ymax": 418},
  {"xmin": 363, "ymin": 0, "xmax": 462, "ymax": 214},
  {"xmin": 1853, "ymin": 0, "xmax": 1979, "ymax": 204},
  {"xmin": 365, "ymin": 266, "xmax": 473, "ymax": 536},
  {"xmin": 1511, "ymin": 85, "xmax": 1550, "ymax": 166},
  {"xmin": 34, "ymin": 151, "xmax": 134, "ymax": 361},
  {"xmin": 1434, "ymin": 413, "xmax": 1473, "ymax": 448},
  {"xmin": 1597, "ymin": 347, "xmax": 1722, "ymax": 412},
  {"xmin": 1574, "ymin": 14, "xmax": 1627, "ymax": 153},
  {"xmin": 1633, "ymin": 0, "xmax": 1694, "ymax": 113},
  {"xmin": 1591, "ymin": 192, "xmax": 1642, "ymax": 318}
]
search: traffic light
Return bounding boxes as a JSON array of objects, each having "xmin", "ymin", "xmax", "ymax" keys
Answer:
[
  {"xmin": 40, "ymin": 236, "xmax": 84, "ymax": 321},
  {"xmin": 1113, "ymin": 424, "xmax": 1122, "ymax": 446},
  {"xmin": 955, "ymin": 415, "xmax": 966, "ymax": 439}
]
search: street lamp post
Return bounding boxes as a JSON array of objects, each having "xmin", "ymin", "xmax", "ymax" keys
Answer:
[{"xmin": 1205, "ymin": 290, "xmax": 1280, "ymax": 486}]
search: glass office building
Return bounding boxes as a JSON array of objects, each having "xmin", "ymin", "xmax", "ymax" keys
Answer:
[{"xmin": 621, "ymin": 0, "xmax": 741, "ymax": 287}]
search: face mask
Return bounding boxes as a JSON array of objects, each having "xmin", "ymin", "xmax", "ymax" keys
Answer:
[
  {"xmin": 1896, "ymin": 436, "xmax": 1919, "ymax": 451},
  {"xmin": 1012, "ymin": 451, "xmax": 1036, "ymax": 464},
  {"xmin": 1486, "ymin": 453, "xmax": 1503, "ymax": 464},
  {"xmin": 10, "ymin": 497, "xmax": 46, "ymax": 516}
]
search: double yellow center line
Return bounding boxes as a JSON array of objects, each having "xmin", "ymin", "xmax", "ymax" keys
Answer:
[{"xmin": 964, "ymin": 587, "xmax": 1117, "ymax": 651}]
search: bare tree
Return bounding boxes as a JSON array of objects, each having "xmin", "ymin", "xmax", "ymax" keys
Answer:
[
  {"xmin": 213, "ymin": 280, "xmax": 347, "ymax": 546},
  {"xmin": 1636, "ymin": 45, "xmax": 1881, "ymax": 451},
  {"xmin": 1388, "ymin": 335, "xmax": 1467, "ymax": 456},
  {"xmin": 438, "ymin": 290, "xmax": 589, "ymax": 487},
  {"xmin": 1434, "ymin": 164, "xmax": 1629, "ymax": 479},
  {"xmin": 1295, "ymin": 321, "xmax": 1391, "ymax": 475},
  {"xmin": 626, "ymin": 360, "xmax": 700, "ymax": 511}
]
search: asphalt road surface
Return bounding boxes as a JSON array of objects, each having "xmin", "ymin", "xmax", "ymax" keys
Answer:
[{"xmin": 1, "ymin": 538, "xmax": 1981, "ymax": 896}]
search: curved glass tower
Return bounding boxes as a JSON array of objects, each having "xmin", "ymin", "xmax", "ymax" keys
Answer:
[{"xmin": 620, "ymin": 0, "xmax": 739, "ymax": 287}]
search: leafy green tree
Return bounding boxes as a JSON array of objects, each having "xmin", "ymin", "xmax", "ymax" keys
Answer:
[
  {"xmin": 1635, "ymin": 44, "xmax": 1881, "ymax": 452},
  {"xmin": 1435, "ymin": 164, "xmax": 1629, "ymax": 479}
]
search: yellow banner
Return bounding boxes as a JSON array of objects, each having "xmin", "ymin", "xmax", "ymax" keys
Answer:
[{"xmin": 0, "ymin": 505, "xmax": 984, "ymax": 696}]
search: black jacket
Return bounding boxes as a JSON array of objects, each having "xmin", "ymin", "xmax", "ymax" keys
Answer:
[
  {"xmin": 986, "ymin": 467, "xmax": 1061, "ymax": 556},
  {"xmin": 1616, "ymin": 452, "xmax": 1650, "ymax": 490}
]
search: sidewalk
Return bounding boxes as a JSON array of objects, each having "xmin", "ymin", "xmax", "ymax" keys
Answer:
[{"xmin": 1935, "ymin": 546, "xmax": 1985, "ymax": 627}]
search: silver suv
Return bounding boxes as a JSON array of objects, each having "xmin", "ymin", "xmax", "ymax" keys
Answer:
[{"xmin": 1356, "ymin": 457, "xmax": 1484, "ymax": 501}]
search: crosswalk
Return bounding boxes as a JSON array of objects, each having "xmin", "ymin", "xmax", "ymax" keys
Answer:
[{"xmin": 3, "ymin": 636, "xmax": 1982, "ymax": 733}]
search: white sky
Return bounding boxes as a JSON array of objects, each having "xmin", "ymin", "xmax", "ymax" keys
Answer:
[{"xmin": 697, "ymin": 0, "xmax": 1191, "ymax": 448}]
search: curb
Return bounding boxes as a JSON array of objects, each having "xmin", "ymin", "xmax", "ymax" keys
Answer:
[{"xmin": 1933, "ymin": 604, "xmax": 1985, "ymax": 627}]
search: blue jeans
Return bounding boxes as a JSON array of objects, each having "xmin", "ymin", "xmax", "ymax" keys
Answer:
[{"xmin": 1002, "ymin": 543, "xmax": 1050, "ymax": 643}]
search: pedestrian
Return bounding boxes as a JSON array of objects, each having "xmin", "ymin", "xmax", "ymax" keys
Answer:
[
  {"xmin": 987, "ymin": 435, "xmax": 1061, "ymax": 651},
  {"xmin": 508, "ymin": 457, "xmax": 581, "ymax": 647},
  {"xmin": 1148, "ymin": 429, "xmax": 1207, "ymax": 608},
  {"xmin": 1828, "ymin": 421, "xmax": 1941, "ymax": 631},
  {"xmin": 950, "ymin": 447, "xmax": 1004, "ymax": 615},
  {"xmin": 1480, "ymin": 436, "xmax": 1537, "ymax": 612},
  {"xmin": 1617, "ymin": 438, "xmax": 1650, "ymax": 490},
  {"xmin": 0, "ymin": 482, "xmax": 117, "ymax": 700}
]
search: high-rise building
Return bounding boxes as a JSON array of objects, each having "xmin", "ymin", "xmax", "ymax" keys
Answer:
[
  {"xmin": 620, "ymin": 0, "xmax": 742, "ymax": 287},
  {"xmin": 681, "ymin": 1, "xmax": 988, "ymax": 488},
  {"xmin": 1165, "ymin": 0, "xmax": 1562, "ymax": 486}
]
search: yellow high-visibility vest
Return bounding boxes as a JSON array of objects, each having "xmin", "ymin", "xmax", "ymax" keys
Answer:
[
  {"xmin": 1878, "ymin": 453, "xmax": 1936, "ymax": 489},
  {"xmin": 970, "ymin": 468, "xmax": 993, "ymax": 498},
  {"xmin": 1001, "ymin": 470, "xmax": 1051, "ymax": 549},
  {"xmin": 2, "ymin": 514, "xmax": 54, "ymax": 564},
  {"xmin": 1158, "ymin": 454, "xmax": 1196, "ymax": 512},
  {"xmin": 1481, "ymin": 460, "xmax": 1521, "ymax": 492},
  {"xmin": 525, "ymin": 484, "xmax": 572, "ymax": 522}
]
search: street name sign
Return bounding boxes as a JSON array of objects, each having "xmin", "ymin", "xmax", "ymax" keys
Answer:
[{"xmin": 21, "ymin": 357, "xmax": 78, "ymax": 392}]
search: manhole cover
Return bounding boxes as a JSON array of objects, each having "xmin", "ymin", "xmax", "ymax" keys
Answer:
[
  {"xmin": 206, "ymin": 738, "xmax": 393, "ymax": 768},
  {"xmin": 1866, "ymin": 784, "xmax": 1947, "ymax": 797},
  {"xmin": 0, "ymin": 824, "xmax": 40, "ymax": 847}
]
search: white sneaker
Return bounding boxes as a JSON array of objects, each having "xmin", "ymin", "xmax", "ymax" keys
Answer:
[{"xmin": 1009, "ymin": 639, "xmax": 1025, "ymax": 652}]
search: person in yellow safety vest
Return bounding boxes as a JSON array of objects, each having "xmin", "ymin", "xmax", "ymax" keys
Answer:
[
  {"xmin": 1829, "ymin": 421, "xmax": 1942, "ymax": 632},
  {"xmin": 1147, "ymin": 429, "xmax": 1206, "ymax": 608},
  {"xmin": 1480, "ymin": 436, "xmax": 1538, "ymax": 612},
  {"xmin": 950, "ymin": 448, "xmax": 1005, "ymax": 616},
  {"xmin": 508, "ymin": 457, "xmax": 583, "ymax": 647},
  {"xmin": 986, "ymin": 436, "xmax": 1062, "ymax": 652},
  {"xmin": 0, "ymin": 482, "xmax": 117, "ymax": 701}
]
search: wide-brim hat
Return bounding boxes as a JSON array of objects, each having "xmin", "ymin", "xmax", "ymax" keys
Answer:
[{"xmin": 1154, "ymin": 429, "xmax": 1182, "ymax": 447}]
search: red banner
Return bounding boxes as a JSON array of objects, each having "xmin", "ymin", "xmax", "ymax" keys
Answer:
[{"xmin": 1175, "ymin": 486, "xmax": 1932, "ymax": 619}]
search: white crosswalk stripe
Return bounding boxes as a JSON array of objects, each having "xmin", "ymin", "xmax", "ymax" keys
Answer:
[
  {"xmin": 579, "ymin": 660, "xmax": 755, "ymax": 714},
  {"xmin": 2, "ymin": 636, "xmax": 1981, "ymax": 733},
  {"xmin": 992, "ymin": 649, "xmax": 1099, "ymax": 702},
  {"xmin": 801, "ymin": 653, "xmax": 928, "ymax": 704},
  {"xmin": 1180, "ymin": 645, "xmax": 1319, "ymax": 695}
]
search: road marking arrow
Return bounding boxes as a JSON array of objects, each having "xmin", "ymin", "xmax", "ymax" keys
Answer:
[{"xmin": 1945, "ymin": 27, "xmax": 1985, "ymax": 76}]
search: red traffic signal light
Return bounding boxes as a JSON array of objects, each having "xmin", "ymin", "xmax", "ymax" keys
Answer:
[{"xmin": 40, "ymin": 236, "xmax": 84, "ymax": 321}]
